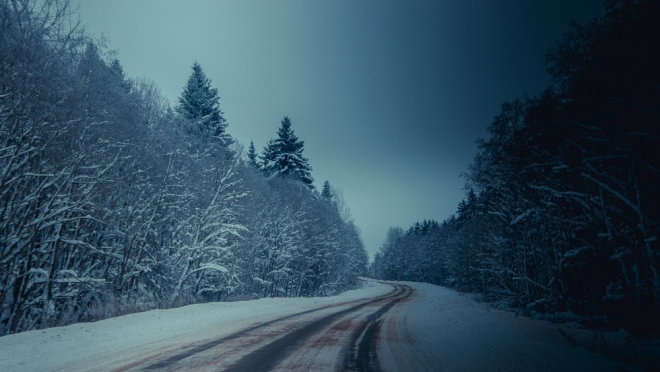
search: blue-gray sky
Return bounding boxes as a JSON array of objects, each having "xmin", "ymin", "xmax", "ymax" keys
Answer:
[{"xmin": 76, "ymin": 0, "xmax": 603, "ymax": 260}]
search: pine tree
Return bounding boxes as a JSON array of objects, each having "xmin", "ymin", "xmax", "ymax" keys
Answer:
[
  {"xmin": 260, "ymin": 139, "xmax": 277, "ymax": 171},
  {"xmin": 321, "ymin": 180, "xmax": 333, "ymax": 201},
  {"xmin": 261, "ymin": 116, "xmax": 314, "ymax": 188},
  {"xmin": 247, "ymin": 140, "xmax": 258, "ymax": 168},
  {"xmin": 177, "ymin": 62, "xmax": 228, "ymax": 139}
]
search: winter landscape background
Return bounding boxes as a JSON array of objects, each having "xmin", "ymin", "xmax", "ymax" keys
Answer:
[{"xmin": 1, "ymin": 0, "xmax": 659, "ymax": 347}]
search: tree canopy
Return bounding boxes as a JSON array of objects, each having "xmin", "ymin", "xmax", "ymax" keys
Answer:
[
  {"xmin": 261, "ymin": 116, "xmax": 315, "ymax": 189},
  {"xmin": 0, "ymin": 0, "xmax": 366, "ymax": 336},
  {"xmin": 371, "ymin": 0, "xmax": 660, "ymax": 336},
  {"xmin": 177, "ymin": 62, "xmax": 228, "ymax": 141}
]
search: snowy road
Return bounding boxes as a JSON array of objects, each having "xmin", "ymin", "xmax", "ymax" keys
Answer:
[
  {"xmin": 0, "ymin": 280, "xmax": 651, "ymax": 371},
  {"xmin": 127, "ymin": 284, "xmax": 413, "ymax": 371}
]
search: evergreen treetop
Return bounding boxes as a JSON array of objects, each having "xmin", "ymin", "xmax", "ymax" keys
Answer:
[
  {"xmin": 177, "ymin": 62, "xmax": 228, "ymax": 140},
  {"xmin": 260, "ymin": 139, "xmax": 277, "ymax": 170},
  {"xmin": 261, "ymin": 116, "xmax": 314, "ymax": 189},
  {"xmin": 321, "ymin": 180, "xmax": 333, "ymax": 201},
  {"xmin": 247, "ymin": 140, "xmax": 258, "ymax": 168}
]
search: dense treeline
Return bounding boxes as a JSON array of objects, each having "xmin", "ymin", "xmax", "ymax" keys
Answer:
[
  {"xmin": 372, "ymin": 0, "xmax": 659, "ymax": 335},
  {"xmin": 0, "ymin": 0, "xmax": 367, "ymax": 336}
]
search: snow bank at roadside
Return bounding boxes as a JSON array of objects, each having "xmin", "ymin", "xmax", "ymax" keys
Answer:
[
  {"xmin": 3, "ymin": 279, "xmax": 657, "ymax": 372},
  {"xmin": 381, "ymin": 281, "xmax": 657, "ymax": 372},
  {"xmin": 0, "ymin": 280, "xmax": 391, "ymax": 372}
]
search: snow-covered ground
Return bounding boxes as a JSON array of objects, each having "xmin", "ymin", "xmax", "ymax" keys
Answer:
[
  {"xmin": 378, "ymin": 282, "xmax": 653, "ymax": 371},
  {"xmin": 0, "ymin": 280, "xmax": 655, "ymax": 371},
  {"xmin": 0, "ymin": 282, "xmax": 390, "ymax": 371}
]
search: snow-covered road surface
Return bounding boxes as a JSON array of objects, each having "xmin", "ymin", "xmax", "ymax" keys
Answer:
[{"xmin": 0, "ymin": 280, "xmax": 650, "ymax": 371}]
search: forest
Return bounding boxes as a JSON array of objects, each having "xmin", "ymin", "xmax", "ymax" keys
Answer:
[
  {"xmin": 0, "ymin": 0, "xmax": 368, "ymax": 336},
  {"xmin": 371, "ymin": 0, "xmax": 660, "ymax": 336}
]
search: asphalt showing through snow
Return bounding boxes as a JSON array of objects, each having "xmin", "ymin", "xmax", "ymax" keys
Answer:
[
  {"xmin": 3, "ymin": 281, "xmax": 650, "ymax": 371},
  {"xmin": 130, "ymin": 283, "xmax": 415, "ymax": 371}
]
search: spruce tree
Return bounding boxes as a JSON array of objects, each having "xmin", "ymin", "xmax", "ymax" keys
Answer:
[
  {"xmin": 247, "ymin": 140, "xmax": 258, "ymax": 168},
  {"xmin": 177, "ymin": 62, "xmax": 228, "ymax": 139},
  {"xmin": 261, "ymin": 116, "xmax": 314, "ymax": 189},
  {"xmin": 260, "ymin": 139, "xmax": 277, "ymax": 171},
  {"xmin": 321, "ymin": 180, "xmax": 333, "ymax": 201}
]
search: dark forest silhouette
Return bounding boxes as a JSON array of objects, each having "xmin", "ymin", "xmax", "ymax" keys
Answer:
[{"xmin": 371, "ymin": 0, "xmax": 660, "ymax": 336}]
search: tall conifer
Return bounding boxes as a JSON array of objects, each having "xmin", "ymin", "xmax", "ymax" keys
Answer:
[
  {"xmin": 177, "ymin": 62, "xmax": 228, "ymax": 140},
  {"xmin": 261, "ymin": 116, "xmax": 314, "ymax": 188},
  {"xmin": 247, "ymin": 140, "xmax": 258, "ymax": 168},
  {"xmin": 321, "ymin": 180, "xmax": 333, "ymax": 201}
]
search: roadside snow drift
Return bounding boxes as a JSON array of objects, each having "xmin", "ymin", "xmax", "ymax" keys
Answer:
[{"xmin": 0, "ymin": 280, "xmax": 653, "ymax": 371}]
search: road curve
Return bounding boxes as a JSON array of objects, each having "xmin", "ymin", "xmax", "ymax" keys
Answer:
[
  {"xmin": 123, "ymin": 283, "xmax": 414, "ymax": 371},
  {"xmin": 1, "ymin": 281, "xmax": 646, "ymax": 371}
]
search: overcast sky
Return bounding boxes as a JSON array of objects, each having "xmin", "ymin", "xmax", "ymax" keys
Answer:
[{"xmin": 76, "ymin": 0, "xmax": 603, "ymax": 260}]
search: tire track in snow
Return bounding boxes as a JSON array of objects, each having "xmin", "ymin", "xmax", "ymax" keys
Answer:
[
  {"xmin": 221, "ymin": 284, "xmax": 413, "ymax": 372},
  {"xmin": 343, "ymin": 284, "xmax": 415, "ymax": 372},
  {"xmin": 128, "ymin": 284, "xmax": 402, "ymax": 371}
]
